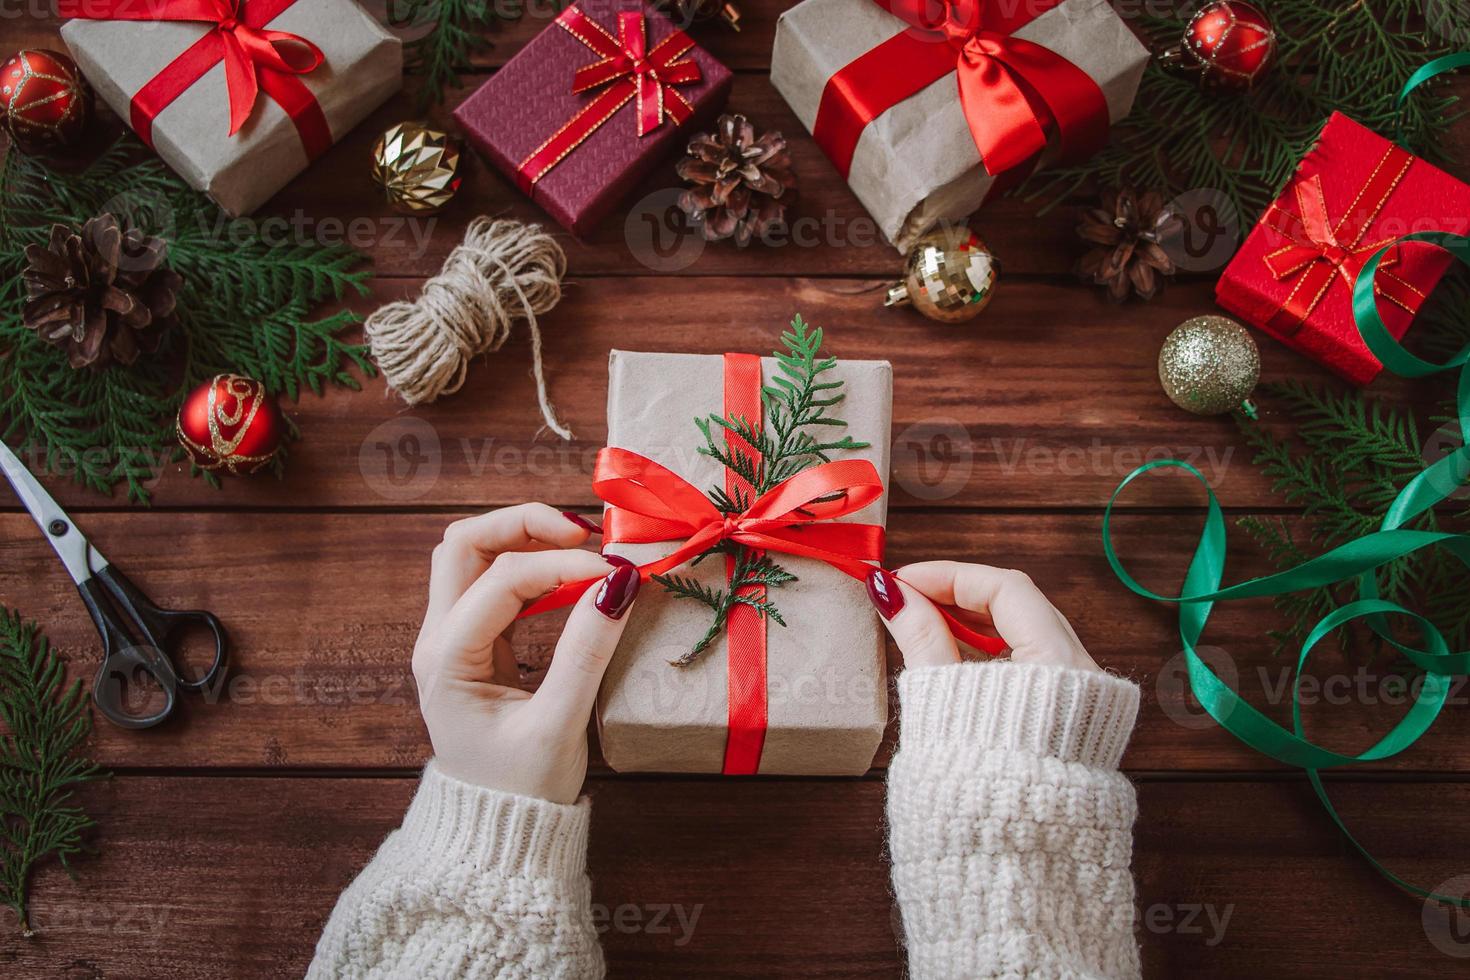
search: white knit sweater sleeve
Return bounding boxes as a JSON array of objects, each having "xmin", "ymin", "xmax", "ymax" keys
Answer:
[
  {"xmin": 307, "ymin": 762, "xmax": 603, "ymax": 980},
  {"xmin": 887, "ymin": 660, "xmax": 1142, "ymax": 980}
]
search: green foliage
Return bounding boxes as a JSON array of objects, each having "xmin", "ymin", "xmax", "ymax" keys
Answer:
[
  {"xmin": 1235, "ymin": 379, "xmax": 1470, "ymax": 657},
  {"xmin": 0, "ymin": 138, "xmax": 373, "ymax": 503},
  {"xmin": 654, "ymin": 317, "xmax": 871, "ymax": 663},
  {"xmin": 1025, "ymin": 0, "xmax": 1462, "ymax": 224},
  {"xmin": 0, "ymin": 608, "xmax": 107, "ymax": 937},
  {"xmin": 391, "ymin": 0, "xmax": 524, "ymax": 110}
]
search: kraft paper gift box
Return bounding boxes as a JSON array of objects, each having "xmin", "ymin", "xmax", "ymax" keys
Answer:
[
  {"xmin": 771, "ymin": 0, "xmax": 1149, "ymax": 252},
  {"xmin": 596, "ymin": 350, "xmax": 893, "ymax": 775},
  {"xmin": 61, "ymin": 0, "xmax": 402, "ymax": 216},
  {"xmin": 453, "ymin": 0, "xmax": 733, "ymax": 236},
  {"xmin": 1215, "ymin": 112, "xmax": 1470, "ymax": 386}
]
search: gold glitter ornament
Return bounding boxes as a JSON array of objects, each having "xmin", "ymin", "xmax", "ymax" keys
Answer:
[
  {"xmin": 1158, "ymin": 315, "xmax": 1260, "ymax": 416},
  {"xmin": 883, "ymin": 227, "xmax": 998, "ymax": 324},
  {"xmin": 371, "ymin": 122, "xmax": 463, "ymax": 214}
]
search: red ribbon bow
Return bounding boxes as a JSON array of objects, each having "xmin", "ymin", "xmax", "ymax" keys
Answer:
[
  {"xmin": 517, "ymin": 7, "xmax": 701, "ymax": 192},
  {"xmin": 1262, "ymin": 145, "xmax": 1425, "ymax": 332},
  {"xmin": 59, "ymin": 0, "xmax": 329, "ymax": 156},
  {"xmin": 813, "ymin": 0, "xmax": 1109, "ymax": 181}
]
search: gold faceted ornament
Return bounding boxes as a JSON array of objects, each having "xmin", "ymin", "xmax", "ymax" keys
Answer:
[
  {"xmin": 371, "ymin": 122, "xmax": 463, "ymax": 214},
  {"xmin": 1158, "ymin": 315, "xmax": 1260, "ymax": 416},
  {"xmin": 883, "ymin": 227, "xmax": 998, "ymax": 324}
]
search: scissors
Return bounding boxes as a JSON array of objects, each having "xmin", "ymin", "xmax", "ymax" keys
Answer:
[{"xmin": 1, "ymin": 439, "xmax": 228, "ymax": 729}]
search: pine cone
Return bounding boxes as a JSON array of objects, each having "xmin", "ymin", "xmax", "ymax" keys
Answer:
[
  {"xmin": 22, "ymin": 214, "xmax": 181, "ymax": 369},
  {"xmin": 676, "ymin": 114, "xmax": 796, "ymax": 246},
  {"xmin": 1076, "ymin": 186, "xmax": 1181, "ymax": 302}
]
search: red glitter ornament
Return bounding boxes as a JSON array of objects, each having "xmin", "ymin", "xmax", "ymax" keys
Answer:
[
  {"xmin": 1165, "ymin": 0, "xmax": 1276, "ymax": 92},
  {"xmin": 176, "ymin": 375, "xmax": 284, "ymax": 476},
  {"xmin": 0, "ymin": 49, "xmax": 93, "ymax": 150}
]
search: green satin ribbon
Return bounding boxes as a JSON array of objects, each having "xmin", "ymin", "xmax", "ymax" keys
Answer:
[{"xmin": 1104, "ymin": 59, "xmax": 1470, "ymax": 905}]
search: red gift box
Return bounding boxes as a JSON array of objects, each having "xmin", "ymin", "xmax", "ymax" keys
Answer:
[
  {"xmin": 453, "ymin": 0, "xmax": 732, "ymax": 236},
  {"xmin": 1216, "ymin": 112, "xmax": 1470, "ymax": 386}
]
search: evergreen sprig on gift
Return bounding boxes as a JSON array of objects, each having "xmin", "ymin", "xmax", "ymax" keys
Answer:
[
  {"xmin": 1024, "ymin": 0, "xmax": 1462, "ymax": 225},
  {"xmin": 391, "ymin": 0, "xmax": 524, "ymax": 110},
  {"xmin": 655, "ymin": 317, "xmax": 870, "ymax": 664},
  {"xmin": 0, "ymin": 137, "xmax": 372, "ymax": 503},
  {"xmin": 0, "ymin": 608, "xmax": 107, "ymax": 937}
]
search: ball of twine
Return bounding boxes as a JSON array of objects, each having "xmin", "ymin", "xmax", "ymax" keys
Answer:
[{"xmin": 364, "ymin": 216, "xmax": 572, "ymax": 439}]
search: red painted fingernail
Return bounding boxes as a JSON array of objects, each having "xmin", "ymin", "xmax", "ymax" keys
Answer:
[
  {"xmin": 595, "ymin": 564, "xmax": 640, "ymax": 620},
  {"xmin": 562, "ymin": 511, "xmax": 602, "ymax": 534},
  {"xmin": 603, "ymin": 553, "xmax": 635, "ymax": 568},
  {"xmin": 866, "ymin": 568, "xmax": 904, "ymax": 620}
]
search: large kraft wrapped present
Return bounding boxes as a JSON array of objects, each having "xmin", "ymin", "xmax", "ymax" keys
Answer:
[
  {"xmin": 771, "ymin": 0, "xmax": 1148, "ymax": 251},
  {"xmin": 594, "ymin": 345, "xmax": 893, "ymax": 775},
  {"xmin": 61, "ymin": 0, "xmax": 402, "ymax": 216}
]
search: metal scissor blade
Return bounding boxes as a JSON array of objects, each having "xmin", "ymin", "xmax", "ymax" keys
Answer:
[{"xmin": 0, "ymin": 439, "xmax": 94, "ymax": 585}]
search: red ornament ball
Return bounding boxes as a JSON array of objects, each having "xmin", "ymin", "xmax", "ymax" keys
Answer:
[
  {"xmin": 0, "ymin": 49, "xmax": 93, "ymax": 150},
  {"xmin": 176, "ymin": 374, "xmax": 284, "ymax": 476},
  {"xmin": 1178, "ymin": 0, "xmax": 1276, "ymax": 91}
]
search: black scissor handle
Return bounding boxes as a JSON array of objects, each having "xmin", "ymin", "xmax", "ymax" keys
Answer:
[
  {"xmin": 78, "ymin": 577, "xmax": 180, "ymax": 730},
  {"xmin": 94, "ymin": 564, "xmax": 228, "ymax": 692}
]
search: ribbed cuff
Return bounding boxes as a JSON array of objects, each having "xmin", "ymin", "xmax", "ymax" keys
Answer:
[
  {"xmin": 897, "ymin": 660, "xmax": 1140, "ymax": 769},
  {"xmin": 398, "ymin": 761, "xmax": 591, "ymax": 880}
]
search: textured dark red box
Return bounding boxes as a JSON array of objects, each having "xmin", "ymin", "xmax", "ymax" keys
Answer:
[
  {"xmin": 1215, "ymin": 112, "xmax": 1470, "ymax": 386},
  {"xmin": 453, "ymin": 0, "xmax": 732, "ymax": 236}
]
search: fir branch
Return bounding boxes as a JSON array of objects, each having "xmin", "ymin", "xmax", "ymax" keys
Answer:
[
  {"xmin": 1023, "ymin": 0, "xmax": 1462, "ymax": 225},
  {"xmin": 0, "ymin": 138, "xmax": 373, "ymax": 503},
  {"xmin": 661, "ymin": 317, "xmax": 870, "ymax": 663},
  {"xmin": 0, "ymin": 608, "xmax": 107, "ymax": 937},
  {"xmin": 390, "ymin": 0, "xmax": 523, "ymax": 110}
]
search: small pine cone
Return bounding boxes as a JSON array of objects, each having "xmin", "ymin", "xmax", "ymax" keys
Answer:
[
  {"xmin": 1076, "ymin": 186, "xmax": 1181, "ymax": 302},
  {"xmin": 676, "ymin": 113, "xmax": 796, "ymax": 246},
  {"xmin": 22, "ymin": 214, "xmax": 181, "ymax": 369}
]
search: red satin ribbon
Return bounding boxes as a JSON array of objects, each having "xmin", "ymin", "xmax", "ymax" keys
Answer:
[
  {"xmin": 516, "ymin": 7, "xmax": 702, "ymax": 193},
  {"xmin": 811, "ymin": 0, "xmax": 1109, "ymax": 181},
  {"xmin": 58, "ymin": 0, "xmax": 329, "ymax": 157},
  {"xmin": 1261, "ymin": 145, "xmax": 1425, "ymax": 333}
]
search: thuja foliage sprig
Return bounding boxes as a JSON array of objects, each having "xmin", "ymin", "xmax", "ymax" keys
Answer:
[
  {"xmin": 655, "ymin": 317, "xmax": 871, "ymax": 663},
  {"xmin": 0, "ymin": 608, "xmax": 107, "ymax": 937},
  {"xmin": 0, "ymin": 137, "xmax": 372, "ymax": 503},
  {"xmin": 391, "ymin": 0, "xmax": 524, "ymax": 110},
  {"xmin": 1023, "ymin": 0, "xmax": 1462, "ymax": 225}
]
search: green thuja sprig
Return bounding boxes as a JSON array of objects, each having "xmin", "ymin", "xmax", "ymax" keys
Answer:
[
  {"xmin": 390, "ymin": 0, "xmax": 524, "ymax": 111},
  {"xmin": 654, "ymin": 316, "xmax": 871, "ymax": 664},
  {"xmin": 0, "ymin": 609, "xmax": 107, "ymax": 937}
]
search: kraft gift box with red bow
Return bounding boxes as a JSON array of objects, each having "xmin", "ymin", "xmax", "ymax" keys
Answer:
[
  {"xmin": 453, "ymin": 0, "xmax": 733, "ymax": 237},
  {"xmin": 770, "ymin": 0, "xmax": 1149, "ymax": 252},
  {"xmin": 60, "ymin": 0, "xmax": 402, "ymax": 216},
  {"xmin": 1216, "ymin": 112, "xmax": 1470, "ymax": 386}
]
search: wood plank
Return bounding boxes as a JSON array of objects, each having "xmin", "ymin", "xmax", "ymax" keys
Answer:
[
  {"xmin": 4, "ymin": 775, "xmax": 1466, "ymax": 977},
  {"xmin": 3, "ymin": 510, "xmax": 1466, "ymax": 774},
  {"xmin": 8, "ymin": 276, "xmax": 1453, "ymax": 511}
]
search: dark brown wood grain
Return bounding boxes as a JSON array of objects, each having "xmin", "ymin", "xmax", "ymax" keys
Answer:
[{"xmin": 3, "ymin": 775, "xmax": 1467, "ymax": 979}]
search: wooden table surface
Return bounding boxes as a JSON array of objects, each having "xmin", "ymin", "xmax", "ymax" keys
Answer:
[{"xmin": 5, "ymin": 5, "xmax": 1470, "ymax": 977}]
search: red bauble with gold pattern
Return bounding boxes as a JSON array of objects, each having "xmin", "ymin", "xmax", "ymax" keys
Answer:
[
  {"xmin": 1170, "ymin": 0, "xmax": 1276, "ymax": 92},
  {"xmin": 176, "ymin": 375, "xmax": 284, "ymax": 476},
  {"xmin": 0, "ymin": 49, "xmax": 93, "ymax": 150}
]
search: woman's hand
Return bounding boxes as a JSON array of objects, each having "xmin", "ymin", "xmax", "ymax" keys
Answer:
[
  {"xmin": 866, "ymin": 561, "xmax": 1100, "ymax": 673},
  {"xmin": 412, "ymin": 503, "xmax": 638, "ymax": 805}
]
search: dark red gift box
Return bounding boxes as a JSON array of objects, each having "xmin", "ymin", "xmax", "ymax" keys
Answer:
[
  {"xmin": 453, "ymin": 0, "xmax": 732, "ymax": 237},
  {"xmin": 1216, "ymin": 112, "xmax": 1470, "ymax": 386}
]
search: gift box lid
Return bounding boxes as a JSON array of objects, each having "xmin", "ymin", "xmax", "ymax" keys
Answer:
[
  {"xmin": 1216, "ymin": 111, "xmax": 1470, "ymax": 386},
  {"xmin": 453, "ymin": 0, "xmax": 733, "ymax": 237}
]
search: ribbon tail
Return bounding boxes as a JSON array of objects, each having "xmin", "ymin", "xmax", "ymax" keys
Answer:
[{"xmin": 220, "ymin": 32, "xmax": 259, "ymax": 136}]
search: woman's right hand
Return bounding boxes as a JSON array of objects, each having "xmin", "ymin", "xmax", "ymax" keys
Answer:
[{"xmin": 865, "ymin": 561, "xmax": 1101, "ymax": 673}]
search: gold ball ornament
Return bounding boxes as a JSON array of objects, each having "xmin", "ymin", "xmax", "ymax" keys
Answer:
[
  {"xmin": 371, "ymin": 122, "xmax": 463, "ymax": 214},
  {"xmin": 883, "ymin": 227, "xmax": 998, "ymax": 323},
  {"xmin": 1158, "ymin": 315, "xmax": 1260, "ymax": 416}
]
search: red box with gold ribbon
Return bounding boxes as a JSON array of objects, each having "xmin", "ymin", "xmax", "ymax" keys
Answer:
[
  {"xmin": 453, "ymin": 0, "xmax": 732, "ymax": 237},
  {"xmin": 60, "ymin": 0, "xmax": 402, "ymax": 216},
  {"xmin": 1217, "ymin": 112, "xmax": 1470, "ymax": 386}
]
